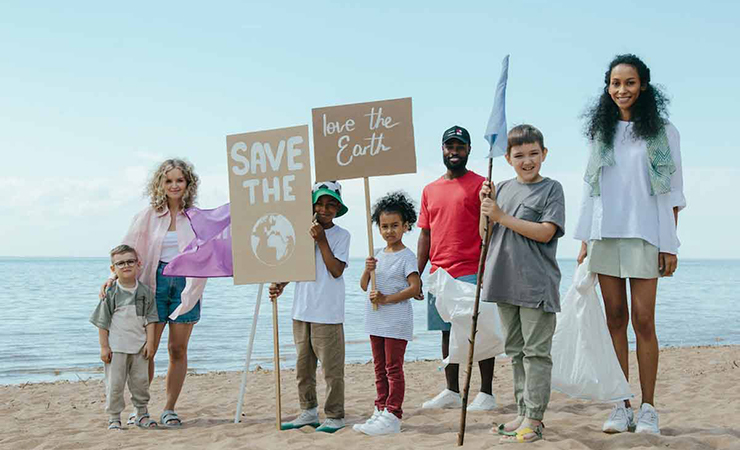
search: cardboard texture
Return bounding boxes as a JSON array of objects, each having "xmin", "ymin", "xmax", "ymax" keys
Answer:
[
  {"xmin": 226, "ymin": 125, "xmax": 315, "ymax": 285},
  {"xmin": 312, "ymin": 97, "xmax": 416, "ymax": 181}
]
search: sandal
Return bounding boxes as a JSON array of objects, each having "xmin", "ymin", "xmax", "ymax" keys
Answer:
[
  {"xmin": 160, "ymin": 410, "xmax": 182, "ymax": 428},
  {"xmin": 495, "ymin": 423, "xmax": 518, "ymax": 436},
  {"xmin": 136, "ymin": 413, "xmax": 159, "ymax": 429},
  {"xmin": 127, "ymin": 413, "xmax": 136, "ymax": 425},
  {"xmin": 499, "ymin": 424, "xmax": 544, "ymax": 444},
  {"xmin": 108, "ymin": 420, "xmax": 123, "ymax": 430}
]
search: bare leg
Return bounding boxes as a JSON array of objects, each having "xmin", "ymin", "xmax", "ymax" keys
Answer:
[
  {"xmin": 442, "ymin": 331, "xmax": 459, "ymax": 393},
  {"xmin": 629, "ymin": 278, "xmax": 659, "ymax": 406},
  {"xmin": 478, "ymin": 357, "xmax": 495, "ymax": 395},
  {"xmin": 164, "ymin": 323, "xmax": 194, "ymax": 412},
  {"xmin": 598, "ymin": 274, "xmax": 631, "ymax": 408},
  {"xmin": 149, "ymin": 322, "xmax": 167, "ymax": 383}
]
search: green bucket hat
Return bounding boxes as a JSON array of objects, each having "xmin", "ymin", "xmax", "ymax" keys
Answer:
[{"xmin": 312, "ymin": 181, "xmax": 348, "ymax": 218}]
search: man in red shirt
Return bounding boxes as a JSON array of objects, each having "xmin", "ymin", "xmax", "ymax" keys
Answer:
[{"xmin": 417, "ymin": 125, "xmax": 497, "ymax": 411}]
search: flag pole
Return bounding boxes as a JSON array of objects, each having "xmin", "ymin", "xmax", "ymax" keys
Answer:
[
  {"xmin": 272, "ymin": 293, "xmax": 283, "ymax": 430},
  {"xmin": 364, "ymin": 177, "xmax": 379, "ymax": 310},
  {"xmin": 235, "ymin": 283, "xmax": 264, "ymax": 423},
  {"xmin": 458, "ymin": 158, "xmax": 494, "ymax": 446}
]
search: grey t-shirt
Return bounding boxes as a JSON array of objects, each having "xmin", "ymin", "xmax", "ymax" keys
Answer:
[{"xmin": 481, "ymin": 177, "xmax": 565, "ymax": 312}]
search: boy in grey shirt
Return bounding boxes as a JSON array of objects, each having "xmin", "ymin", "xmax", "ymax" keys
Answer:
[
  {"xmin": 90, "ymin": 244, "xmax": 159, "ymax": 429},
  {"xmin": 479, "ymin": 125, "xmax": 565, "ymax": 444}
]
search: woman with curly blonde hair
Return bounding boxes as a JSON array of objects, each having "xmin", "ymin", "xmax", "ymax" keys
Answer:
[{"xmin": 100, "ymin": 158, "xmax": 207, "ymax": 428}]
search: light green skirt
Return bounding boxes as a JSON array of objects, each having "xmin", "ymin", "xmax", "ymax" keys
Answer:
[{"xmin": 587, "ymin": 238, "xmax": 660, "ymax": 279}]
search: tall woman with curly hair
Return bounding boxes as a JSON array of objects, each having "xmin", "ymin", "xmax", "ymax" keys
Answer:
[
  {"xmin": 100, "ymin": 158, "xmax": 207, "ymax": 428},
  {"xmin": 574, "ymin": 54, "xmax": 686, "ymax": 435}
]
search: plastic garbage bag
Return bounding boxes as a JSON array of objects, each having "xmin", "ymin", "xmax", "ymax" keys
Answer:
[
  {"xmin": 551, "ymin": 259, "xmax": 632, "ymax": 402},
  {"xmin": 428, "ymin": 268, "xmax": 505, "ymax": 366}
]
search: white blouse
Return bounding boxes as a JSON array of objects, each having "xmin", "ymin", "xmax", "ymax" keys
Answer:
[{"xmin": 574, "ymin": 121, "xmax": 686, "ymax": 254}]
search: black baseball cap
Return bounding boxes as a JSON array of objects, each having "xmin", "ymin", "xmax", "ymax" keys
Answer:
[{"xmin": 442, "ymin": 125, "xmax": 471, "ymax": 145}]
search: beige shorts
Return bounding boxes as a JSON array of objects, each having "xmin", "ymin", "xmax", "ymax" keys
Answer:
[{"xmin": 587, "ymin": 238, "xmax": 660, "ymax": 279}]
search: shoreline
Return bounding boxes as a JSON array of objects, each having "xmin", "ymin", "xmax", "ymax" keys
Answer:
[{"xmin": 2, "ymin": 345, "xmax": 739, "ymax": 449}]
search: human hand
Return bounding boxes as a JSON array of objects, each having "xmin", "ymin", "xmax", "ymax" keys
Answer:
[
  {"xmin": 369, "ymin": 290, "xmax": 387, "ymax": 305},
  {"xmin": 269, "ymin": 282, "xmax": 287, "ymax": 300},
  {"xmin": 577, "ymin": 241, "xmax": 588, "ymax": 265},
  {"xmin": 99, "ymin": 278, "xmax": 115, "ymax": 300},
  {"xmin": 100, "ymin": 346, "xmax": 112, "ymax": 364},
  {"xmin": 659, "ymin": 253, "xmax": 677, "ymax": 277},
  {"xmin": 414, "ymin": 278, "xmax": 424, "ymax": 300},
  {"xmin": 365, "ymin": 257, "xmax": 377, "ymax": 272},
  {"xmin": 481, "ymin": 196, "xmax": 503, "ymax": 222},
  {"xmin": 479, "ymin": 181, "xmax": 493, "ymax": 203},
  {"xmin": 309, "ymin": 214, "xmax": 326, "ymax": 243},
  {"xmin": 143, "ymin": 344, "xmax": 155, "ymax": 360}
]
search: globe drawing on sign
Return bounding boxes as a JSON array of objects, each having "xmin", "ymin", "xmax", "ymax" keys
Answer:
[{"xmin": 250, "ymin": 213, "xmax": 297, "ymax": 266}]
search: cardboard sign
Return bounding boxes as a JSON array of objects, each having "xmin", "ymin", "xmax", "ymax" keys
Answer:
[
  {"xmin": 312, "ymin": 97, "xmax": 416, "ymax": 181},
  {"xmin": 226, "ymin": 125, "xmax": 315, "ymax": 285}
]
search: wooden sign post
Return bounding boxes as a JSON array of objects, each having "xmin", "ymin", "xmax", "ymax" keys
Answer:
[
  {"xmin": 312, "ymin": 98, "xmax": 416, "ymax": 304},
  {"xmin": 227, "ymin": 125, "xmax": 315, "ymax": 430}
]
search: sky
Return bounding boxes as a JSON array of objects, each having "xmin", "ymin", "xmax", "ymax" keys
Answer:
[{"xmin": 1, "ymin": 1, "xmax": 738, "ymax": 260}]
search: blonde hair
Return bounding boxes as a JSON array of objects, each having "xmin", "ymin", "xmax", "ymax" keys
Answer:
[{"xmin": 146, "ymin": 159, "xmax": 199, "ymax": 211}]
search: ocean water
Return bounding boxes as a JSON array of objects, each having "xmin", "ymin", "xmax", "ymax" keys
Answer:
[{"xmin": 1, "ymin": 257, "xmax": 738, "ymax": 385}]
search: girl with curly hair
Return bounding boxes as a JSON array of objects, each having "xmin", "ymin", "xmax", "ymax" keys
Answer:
[
  {"xmin": 99, "ymin": 158, "xmax": 207, "ymax": 428},
  {"xmin": 355, "ymin": 191, "xmax": 421, "ymax": 436},
  {"xmin": 574, "ymin": 54, "xmax": 686, "ymax": 435}
]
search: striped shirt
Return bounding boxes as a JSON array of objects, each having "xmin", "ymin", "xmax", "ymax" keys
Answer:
[{"xmin": 364, "ymin": 247, "xmax": 418, "ymax": 341}]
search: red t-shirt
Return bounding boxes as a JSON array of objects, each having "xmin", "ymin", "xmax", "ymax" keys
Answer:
[{"xmin": 418, "ymin": 170, "xmax": 484, "ymax": 278}]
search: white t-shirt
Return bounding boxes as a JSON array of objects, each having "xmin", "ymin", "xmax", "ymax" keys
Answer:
[
  {"xmin": 364, "ymin": 247, "xmax": 418, "ymax": 341},
  {"xmin": 292, "ymin": 224, "xmax": 351, "ymax": 324},
  {"xmin": 574, "ymin": 121, "xmax": 686, "ymax": 254},
  {"xmin": 160, "ymin": 231, "xmax": 179, "ymax": 263}
]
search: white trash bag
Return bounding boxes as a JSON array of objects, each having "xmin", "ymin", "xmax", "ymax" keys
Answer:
[
  {"xmin": 551, "ymin": 259, "xmax": 632, "ymax": 402},
  {"xmin": 428, "ymin": 268, "xmax": 505, "ymax": 366}
]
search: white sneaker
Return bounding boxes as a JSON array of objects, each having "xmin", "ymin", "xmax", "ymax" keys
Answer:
[
  {"xmin": 281, "ymin": 407, "xmax": 320, "ymax": 430},
  {"xmin": 352, "ymin": 406, "xmax": 381, "ymax": 432},
  {"xmin": 602, "ymin": 403, "xmax": 634, "ymax": 433},
  {"xmin": 359, "ymin": 409, "xmax": 401, "ymax": 436},
  {"xmin": 422, "ymin": 389, "xmax": 462, "ymax": 409},
  {"xmin": 635, "ymin": 403, "xmax": 660, "ymax": 435},
  {"xmin": 467, "ymin": 392, "xmax": 497, "ymax": 411},
  {"xmin": 316, "ymin": 417, "xmax": 345, "ymax": 433}
]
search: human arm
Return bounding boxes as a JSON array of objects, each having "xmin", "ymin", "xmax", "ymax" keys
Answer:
[
  {"xmin": 142, "ymin": 323, "xmax": 156, "ymax": 359},
  {"xmin": 481, "ymin": 197, "xmax": 558, "ymax": 243},
  {"xmin": 577, "ymin": 241, "xmax": 588, "ymax": 265},
  {"xmin": 370, "ymin": 272, "xmax": 422, "ymax": 305},
  {"xmin": 98, "ymin": 328, "xmax": 112, "ymax": 363},
  {"xmin": 360, "ymin": 257, "xmax": 376, "ymax": 291},
  {"xmin": 415, "ymin": 228, "xmax": 430, "ymax": 300}
]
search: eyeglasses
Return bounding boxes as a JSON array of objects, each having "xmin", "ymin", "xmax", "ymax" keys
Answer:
[{"xmin": 113, "ymin": 259, "xmax": 138, "ymax": 268}]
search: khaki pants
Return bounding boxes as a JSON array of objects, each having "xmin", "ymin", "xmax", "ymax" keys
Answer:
[
  {"xmin": 104, "ymin": 351, "xmax": 150, "ymax": 421},
  {"xmin": 497, "ymin": 304, "xmax": 556, "ymax": 421},
  {"xmin": 292, "ymin": 320, "xmax": 345, "ymax": 419}
]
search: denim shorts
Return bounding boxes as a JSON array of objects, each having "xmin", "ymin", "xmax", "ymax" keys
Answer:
[
  {"xmin": 156, "ymin": 261, "xmax": 201, "ymax": 324},
  {"xmin": 427, "ymin": 273, "xmax": 477, "ymax": 331}
]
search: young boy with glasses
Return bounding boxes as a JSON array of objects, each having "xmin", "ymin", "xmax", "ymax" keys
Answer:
[{"xmin": 90, "ymin": 244, "xmax": 159, "ymax": 430}]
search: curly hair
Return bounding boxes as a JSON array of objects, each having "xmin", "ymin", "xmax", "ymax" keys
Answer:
[
  {"xmin": 145, "ymin": 159, "xmax": 200, "ymax": 211},
  {"xmin": 583, "ymin": 54, "xmax": 670, "ymax": 144},
  {"xmin": 371, "ymin": 191, "xmax": 417, "ymax": 229}
]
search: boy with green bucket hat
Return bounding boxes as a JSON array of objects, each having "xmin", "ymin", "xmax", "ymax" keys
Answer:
[{"xmin": 270, "ymin": 180, "xmax": 351, "ymax": 433}]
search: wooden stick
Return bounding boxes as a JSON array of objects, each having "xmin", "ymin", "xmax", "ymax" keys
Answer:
[
  {"xmin": 364, "ymin": 177, "xmax": 379, "ymax": 310},
  {"xmin": 458, "ymin": 158, "xmax": 494, "ymax": 446},
  {"xmin": 234, "ymin": 283, "xmax": 264, "ymax": 423},
  {"xmin": 272, "ymin": 295, "xmax": 282, "ymax": 430}
]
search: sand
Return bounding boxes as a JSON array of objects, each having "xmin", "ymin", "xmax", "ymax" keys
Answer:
[{"xmin": 1, "ymin": 345, "xmax": 739, "ymax": 450}]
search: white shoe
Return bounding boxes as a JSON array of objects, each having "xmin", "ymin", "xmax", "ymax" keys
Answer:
[
  {"xmin": 422, "ymin": 389, "xmax": 462, "ymax": 409},
  {"xmin": 467, "ymin": 392, "xmax": 497, "ymax": 411},
  {"xmin": 360, "ymin": 409, "xmax": 401, "ymax": 436},
  {"xmin": 316, "ymin": 417, "xmax": 345, "ymax": 433},
  {"xmin": 352, "ymin": 406, "xmax": 381, "ymax": 432},
  {"xmin": 281, "ymin": 407, "xmax": 320, "ymax": 430},
  {"xmin": 602, "ymin": 403, "xmax": 634, "ymax": 433},
  {"xmin": 635, "ymin": 403, "xmax": 660, "ymax": 435}
]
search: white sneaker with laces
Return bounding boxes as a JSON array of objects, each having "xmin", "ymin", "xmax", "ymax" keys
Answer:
[
  {"xmin": 635, "ymin": 403, "xmax": 660, "ymax": 435},
  {"xmin": 352, "ymin": 406, "xmax": 381, "ymax": 432},
  {"xmin": 467, "ymin": 392, "xmax": 497, "ymax": 411},
  {"xmin": 421, "ymin": 389, "xmax": 462, "ymax": 409},
  {"xmin": 281, "ymin": 407, "xmax": 320, "ymax": 430},
  {"xmin": 602, "ymin": 403, "xmax": 634, "ymax": 433},
  {"xmin": 359, "ymin": 409, "xmax": 401, "ymax": 436},
  {"xmin": 316, "ymin": 417, "xmax": 345, "ymax": 433}
]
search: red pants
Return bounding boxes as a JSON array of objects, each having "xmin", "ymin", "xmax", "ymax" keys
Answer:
[{"xmin": 370, "ymin": 335, "xmax": 408, "ymax": 419}]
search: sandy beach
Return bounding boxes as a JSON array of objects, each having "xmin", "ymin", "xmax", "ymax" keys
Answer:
[{"xmin": 1, "ymin": 345, "xmax": 738, "ymax": 450}]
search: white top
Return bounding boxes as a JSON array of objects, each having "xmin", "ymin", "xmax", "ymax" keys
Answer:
[
  {"xmin": 160, "ymin": 230, "xmax": 180, "ymax": 263},
  {"xmin": 292, "ymin": 224, "xmax": 351, "ymax": 324},
  {"xmin": 574, "ymin": 121, "xmax": 686, "ymax": 254},
  {"xmin": 108, "ymin": 284, "xmax": 146, "ymax": 354},
  {"xmin": 364, "ymin": 247, "xmax": 418, "ymax": 341}
]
